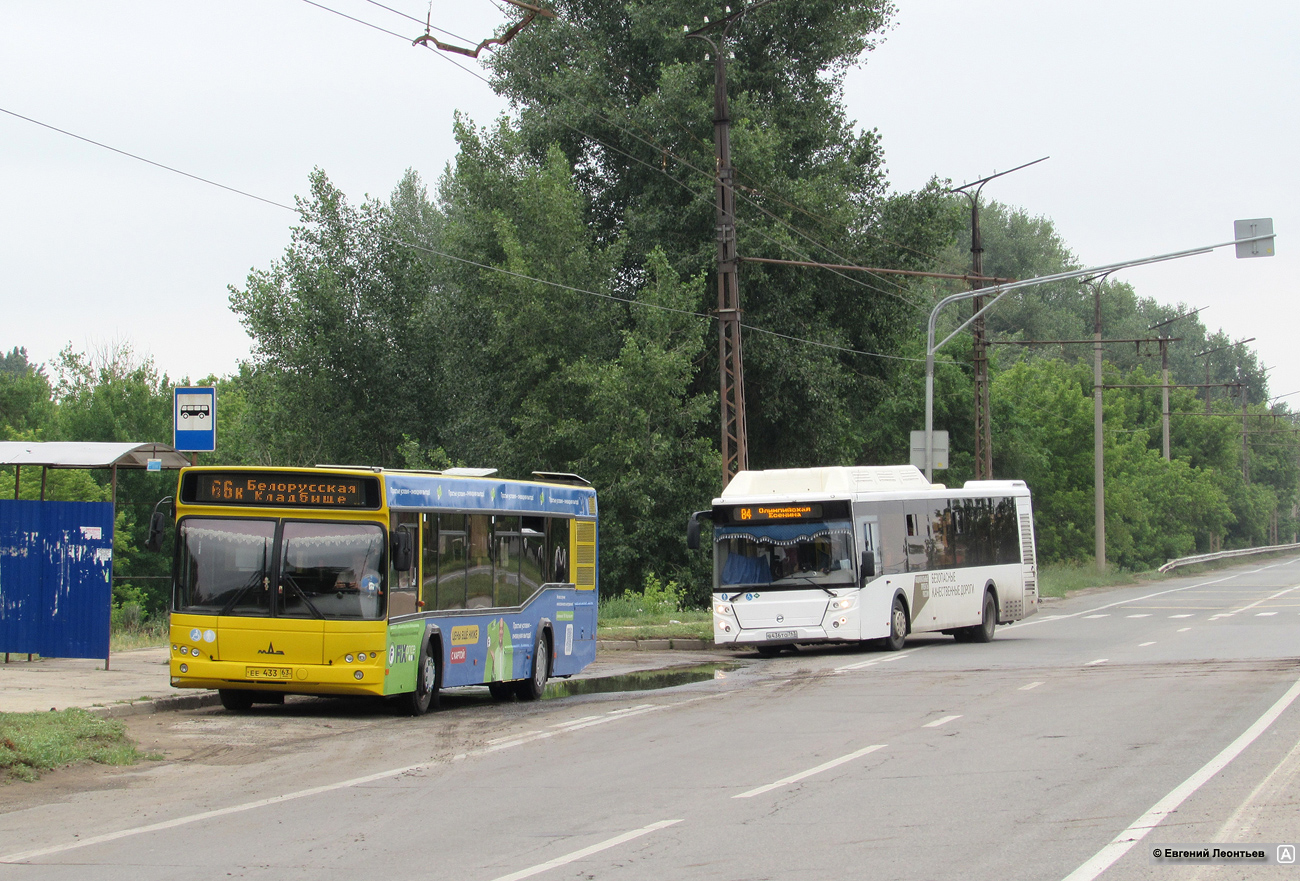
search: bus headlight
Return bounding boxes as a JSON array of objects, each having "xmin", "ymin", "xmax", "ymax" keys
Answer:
[
  {"xmin": 714, "ymin": 602, "xmax": 734, "ymax": 616},
  {"xmin": 831, "ymin": 597, "xmax": 856, "ymax": 611},
  {"xmin": 179, "ymin": 663, "xmax": 188, "ymax": 673}
]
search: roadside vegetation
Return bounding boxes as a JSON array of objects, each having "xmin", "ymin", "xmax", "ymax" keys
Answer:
[{"xmin": 0, "ymin": 708, "xmax": 149, "ymax": 783}]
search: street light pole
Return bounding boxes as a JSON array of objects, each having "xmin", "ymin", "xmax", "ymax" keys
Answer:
[{"xmin": 924, "ymin": 226, "xmax": 1276, "ymax": 483}]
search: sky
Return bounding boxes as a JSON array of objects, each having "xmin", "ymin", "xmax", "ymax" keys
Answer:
[{"xmin": 3, "ymin": 1, "xmax": 1298, "ymax": 401}]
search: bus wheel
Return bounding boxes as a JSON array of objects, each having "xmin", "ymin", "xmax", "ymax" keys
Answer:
[
  {"xmin": 487, "ymin": 681, "xmax": 514, "ymax": 701},
  {"xmin": 883, "ymin": 597, "xmax": 907, "ymax": 651},
  {"xmin": 405, "ymin": 641, "xmax": 441, "ymax": 716},
  {"xmin": 219, "ymin": 689, "xmax": 255, "ymax": 711},
  {"xmin": 515, "ymin": 631, "xmax": 550, "ymax": 701},
  {"xmin": 970, "ymin": 591, "xmax": 998, "ymax": 643}
]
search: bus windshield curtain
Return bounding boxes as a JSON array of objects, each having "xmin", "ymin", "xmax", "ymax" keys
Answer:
[{"xmin": 714, "ymin": 521, "xmax": 853, "ymax": 547}]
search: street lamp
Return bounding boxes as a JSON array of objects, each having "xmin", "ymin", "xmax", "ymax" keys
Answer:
[{"xmin": 923, "ymin": 221, "xmax": 1276, "ymax": 482}]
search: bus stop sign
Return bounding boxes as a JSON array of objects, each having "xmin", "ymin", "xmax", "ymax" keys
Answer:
[{"xmin": 174, "ymin": 386, "xmax": 216, "ymax": 452}]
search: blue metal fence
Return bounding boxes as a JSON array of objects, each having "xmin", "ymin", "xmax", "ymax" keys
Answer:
[{"xmin": 0, "ymin": 500, "xmax": 113, "ymax": 660}]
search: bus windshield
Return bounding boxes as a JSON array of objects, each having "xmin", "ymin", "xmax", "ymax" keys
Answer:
[
  {"xmin": 714, "ymin": 519, "xmax": 856, "ymax": 591},
  {"xmin": 174, "ymin": 518, "xmax": 386, "ymax": 620}
]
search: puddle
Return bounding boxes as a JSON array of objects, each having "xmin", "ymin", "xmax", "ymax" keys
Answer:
[{"xmin": 543, "ymin": 663, "xmax": 738, "ymax": 699}]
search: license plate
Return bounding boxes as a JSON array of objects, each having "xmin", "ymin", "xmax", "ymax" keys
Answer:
[
  {"xmin": 765, "ymin": 631, "xmax": 796, "ymax": 640},
  {"xmin": 246, "ymin": 666, "xmax": 292, "ymax": 680}
]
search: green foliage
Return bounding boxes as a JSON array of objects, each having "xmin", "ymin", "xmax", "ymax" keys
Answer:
[
  {"xmin": 640, "ymin": 572, "xmax": 685, "ymax": 614},
  {"xmin": 0, "ymin": 709, "xmax": 145, "ymax": 782}
]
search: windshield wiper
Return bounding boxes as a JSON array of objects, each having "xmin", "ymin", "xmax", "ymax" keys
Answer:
[
  {"xmin": 220, "ymin": 569, "xmax": 269, "ymax": 616},
  {"xmin": 280, "ymin": 574, "xmax": 323, "ymax": 618}
]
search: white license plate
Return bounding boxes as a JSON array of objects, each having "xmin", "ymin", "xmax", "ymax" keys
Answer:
[{"xmin": 765, "ymin": 630, "xmax": 796, "ymax": 640}]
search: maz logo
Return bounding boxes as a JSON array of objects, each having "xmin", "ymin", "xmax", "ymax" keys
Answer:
[{"xmin": 258, "ymin": 643, "xmax": 285, "ymax": 656}]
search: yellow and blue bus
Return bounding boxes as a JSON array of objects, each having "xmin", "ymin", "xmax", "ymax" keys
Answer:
[{"xmin": 157, "ymin": 466, "xmax": 598, "ymax": 714}]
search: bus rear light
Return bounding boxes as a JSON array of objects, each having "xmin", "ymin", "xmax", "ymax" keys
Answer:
[{"xmin": 354, "ymin": 670, "xmax": 364, "ymax": 680}]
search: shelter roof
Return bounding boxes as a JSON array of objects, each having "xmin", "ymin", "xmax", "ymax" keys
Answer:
[{"xmin": 0, "ymin": 442, "xmax": 191, "ymax": 469}]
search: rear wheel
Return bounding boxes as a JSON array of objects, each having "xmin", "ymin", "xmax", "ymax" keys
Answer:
[
  {"xmin": 219, "ymin": 689, "xmax": 255, "ymax": 711},
  {"xmin": 515, "ymin": 631, "xmax": 550, "ymax": 701},
  {"xmin": 969, "ymin": 591, "xmax": 998, "ymax": 643},
  {"xmin": 883, "ymin": 596, "xmax": 907, "ymax": 651},
  {"xmin": 404, "ymin": 640, "xmax": 440, "ymax": 716}
]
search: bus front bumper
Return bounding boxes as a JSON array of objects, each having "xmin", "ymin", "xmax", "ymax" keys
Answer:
[{"xmin": 169, "ymin": 657, "xmax": 387, "ymax": 698}]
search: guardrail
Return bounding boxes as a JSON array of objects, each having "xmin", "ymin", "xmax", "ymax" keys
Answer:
[{"xmin": 1158, "ymin": 542, "xmax": 1300, "ymax": 574}]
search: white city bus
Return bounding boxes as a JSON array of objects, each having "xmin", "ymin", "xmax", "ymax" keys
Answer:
[{"xmin": 687, "ymin": 466, "xmax": 1038, "ymax": 653}]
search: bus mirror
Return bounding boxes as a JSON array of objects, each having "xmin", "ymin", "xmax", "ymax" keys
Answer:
[
  {"xmin": 392, "ymin": 528, "xmax": 414, "ymax": 572},
  {"xmin": 686, "ymin": 510, "xmax": 713, "ymax": 551},
  {"xmin": 860, "ymin": 551, "xmax": 875, "ymax": 581},
  {"xmin": 144, "ymin": 496, "xmax": 173, "ymax": 553}
]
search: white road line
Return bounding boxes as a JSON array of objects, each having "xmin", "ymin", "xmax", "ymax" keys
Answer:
[
  {"xmin": 922, "ymin": 715, "xmax": 962, "ymax": 728},
  {"xmin": 1139, "ymin": 642, "xmax": 1156, "ymax": 647},
  {"xmin": 1169, "ymin": 614, "xmax": 1193, "ymax": 618},
  {"xmin": 1126, "ymin": 614, "xmax": 1152, "ymax": 618},
  {"xmin": 1178, "ymin": 627, "xmax": 1192, "ymax": 632},
  {"xmin": 1016, "ymin": 564, "xmax": 1295, "ymax": 629},
  {"xmin": 1215, "ymin": 584, "xmax": 1300, "ymax": 619},
  {"xmin": 1085, "ymin": 659, "xmax": 1109, "ymax": 666},
  {"xmin": 1257, "ymin": 611, "xmax": 1278, "ymax": 617},
  {"xmin": 733, "ymin": 744, "xmax": 887, "ymax": 799},
  {"xmin": 1019, "ymin": 681, "xmax": 1044, "ymax": 691},
  {"xmin": 489, "ymin": 819, "xmax": 683, "ymax": 881},
  {"xmin": 1084, "ymin": 614, "xmax": 1109, "ymax": 619},
  {"xmin": 1060, "ymin": 674, "xmax": 1300, "ymax": 881},
  {"xmin": 835, "ymin": 647, "xmax": 920, "ymax": 673},
  {"xmin": 0, "ymin": 700, "xmax": 684, "ymax": 864}
]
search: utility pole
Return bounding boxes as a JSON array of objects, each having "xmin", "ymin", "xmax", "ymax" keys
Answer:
[
  {"xmin": 1149, "ymin": 307, "xmax": 1204, "ymax": 461},
  {"xmin": 948, "ymin": 157, "xmax": 1048, "ymax": 479},
  {"xmin": 689, "ymin": 5, "xmax": 771, "ymax": 487},
  {"xmin": 1086, "ymin": 277, "xmax": 1108, "ymax": 572}
]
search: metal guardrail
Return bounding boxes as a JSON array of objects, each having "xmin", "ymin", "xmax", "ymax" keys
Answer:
[{"xmin": 1158, "ymin": 542, "xmax": 1300, "ymax": 574}]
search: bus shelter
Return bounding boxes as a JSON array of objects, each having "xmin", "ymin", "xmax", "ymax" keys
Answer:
[{"xmin": 0, "ymin": 442, "xmax": 190, "ymax": 666}]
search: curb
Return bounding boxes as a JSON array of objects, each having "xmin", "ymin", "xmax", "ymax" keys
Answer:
[{"xmin": 91, "ymin": 691, "xmax": 222, "ymax": 718}]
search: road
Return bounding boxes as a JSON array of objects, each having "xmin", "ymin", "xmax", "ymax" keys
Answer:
[{"xmin": 2, "ymin": 556, "xmax": 1300, "ymax": 880}]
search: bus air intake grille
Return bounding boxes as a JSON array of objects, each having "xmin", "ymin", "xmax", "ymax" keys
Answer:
[{"xmin": 575, "ymin": 521, "xmax": 596, "ymax": 544}]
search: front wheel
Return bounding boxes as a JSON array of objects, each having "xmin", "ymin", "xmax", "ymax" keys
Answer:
[
  {"xmin": 883, "ymin": 596, "xmax": 907, "ymax": 651},
  {"xmin": 515, "ymin": 631, "xmax": 550, "ymax": 701},
  {"xmin": 404, "ymin": 640, "xmax": 441, "ymax": 716},
  {"xmin": 219, "ymin": 689, "xmax": 255, "ymax": 711}
]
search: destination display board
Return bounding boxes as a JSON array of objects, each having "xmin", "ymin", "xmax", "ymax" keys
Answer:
[
  {"xmin": 716, "ymin": 499, "xmax": 850, "ymax": 526},
  {"xmin": 181, "ymin": 471, "xmax": 382, "ymax": 509}
]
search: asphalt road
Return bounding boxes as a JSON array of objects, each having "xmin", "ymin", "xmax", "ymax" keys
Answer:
[{"xmin": 3, "ymin": 557, "xmax": 1300, "ymax": 880}]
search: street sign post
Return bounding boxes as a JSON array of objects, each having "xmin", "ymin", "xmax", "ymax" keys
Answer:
[
  {"xmin": 173, "ymin": 387, "xmax": 216, "ymax": 453},
  {"xmin": 911, "ymin": 430, "xmax": 948, "ymax": 472}
]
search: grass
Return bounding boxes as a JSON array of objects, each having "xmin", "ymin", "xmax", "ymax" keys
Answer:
[
  {"xmin": 597, "ymin": 594, "xmax": 712, "ymax": 640},
  {"xmin": 0, "ymin": 708, "xmax": 148, "ymax": 783},
  {"xmin": 1038, "ymin": 562, "xmax": 1154, "ymax": 598},
  {"xmin": 110, "ymin": 618, "xmax": 169, "ymax": 652}
]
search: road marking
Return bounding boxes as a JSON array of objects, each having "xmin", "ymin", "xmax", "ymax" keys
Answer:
[
  {"xmin": 1178, "ymin": 627, "xmax": 1192, "ymax": 632},
  {"xmin": 1019, "ymin": 681, "xmax": 1044, "ymax": 691},
  {"xmin": 923, "ymin": 715, "xmax": 962, "ymax": 728},
  {"xmin": 1169, "ymin": 614, "xmax": 1193, "ymax": 618},
  {"xmin": 489, "ymin": 819, "xmax": 683, "ymax": 881},
  {"xmin": 1085, "ymin": 659, "xmax": 1108, "ymax": 666},
  {"xmin": 1016, "ymin": 565, "xmax": 1294, "ymax": 629},
  {"xmin": 1084, "ymin": 614, "xmax": 1109, "ymax": 619},
  {"xmin": 1126, "ymin": 614, "xmax": 1152, "ymax": 618},
  {"xmin": 0, "ymin": 699, "xmax": 684, "ymax": 865},
  {"xmin": 835, "ymin": 647, "xmax": 921, "ymax": 673},
  {"xmin": 1139, "ymin": 642, "xmax": 1156, "ymax": 647},
  {"xmin": 1212, "ymin": 584, "xmax": 1300, "ymax": 620},
  {"xmin": 733, "ymin": 744, "xmax": 887, "ymax": 799},
  {"xmin": 1257, "ymin": 611, "xmax": 1278, "ymax": 617},
  {"xmin": 1060, "ymin": 673, "xmax": 1300, "ymax": 881}
]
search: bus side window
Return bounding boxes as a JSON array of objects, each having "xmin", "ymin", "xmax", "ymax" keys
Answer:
[
  {"xmin": 467, "ymin": 514, "xmax": 493, "ymax": 608},
  {"xmin": 420, "ymin": 512, "xmax": 437, "ymax": 612},
  {"xmin": 549, "ymin": 517, "xmax": 570, "ymax": 584},
  {"xmin": 438, "ymin": 513, "xmax": 467, "ymax": 610},
  {"xmin": 858, "ymin": 517, "xmax": 881, "ymax": 580},
  {"xmin": 520, "ymin": 517, "xmax": 545, "ymax": 600}
]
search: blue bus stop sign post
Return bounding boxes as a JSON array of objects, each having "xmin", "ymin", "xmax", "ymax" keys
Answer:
[{"xmin": 174, "ymin": 387, "xmax": 216, "ymax": 453}]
